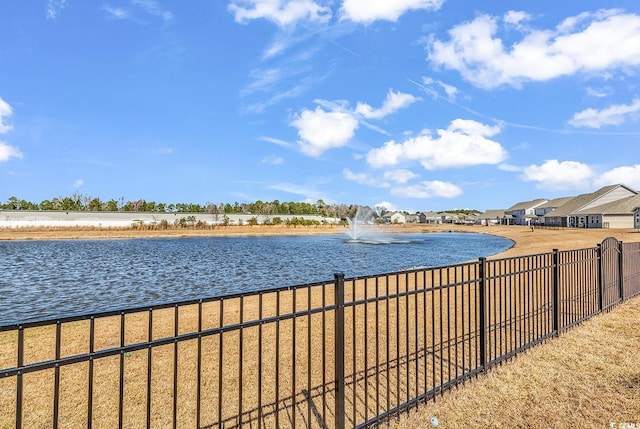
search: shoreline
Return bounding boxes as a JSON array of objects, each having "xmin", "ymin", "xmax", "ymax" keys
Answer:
[{"xmin": 2, "ymin": 223, "xmax": 638, "ymax": 258}]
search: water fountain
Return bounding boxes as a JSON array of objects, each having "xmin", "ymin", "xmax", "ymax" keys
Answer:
[
  {"xmin": 345, "ymin": 206, "xmax": 378, "ymax": 242},
  {"xmin": 345, "ymin": 206, "xmax": 419, "ymax": 246}
]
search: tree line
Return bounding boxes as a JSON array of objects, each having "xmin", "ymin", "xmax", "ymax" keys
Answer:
[
  {"xmin": 0, "ymin": 193, "xmax": 369, "ymax": 220},
  {"xmin": 1, "ymin": 194, "xmax": 481, "ymax": 220}
]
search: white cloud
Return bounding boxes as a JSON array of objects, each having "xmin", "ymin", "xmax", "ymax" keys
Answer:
[
  {"xmin": 290, "ymin": 89, "xmax": 422, "ymax": 156},
  {"xmin": 0, "ymin": 97, "xmax": 13, "ymax": 134},
  {"xmin": 263, "ymin": 39, "xmax": 288, "ymax": 59},
  {"xmin": 391, "ymin": 180, "xmax": 462, "ymax": 198},
  {"xmin": 383, "ymin": 169, "xmax": 418, "ymax": 184},
  {"xmin": 438, "ymin": 81, "xmax": 458, "ymax": 101},
  {"xmin": 262, "ymin": 155, "xmax": 284, "ymax": 164},
  {"xmin": 343, "ymin": 168, "xmax": 388, "ymax": 187},
  {"xmin": 504, "ymin": 10, "xmax": 532, "ymax": 28},
  {"xmin": 555, "ymin": 9, "xmax": 620, "ymax": 34},
  {"xmin": 520, "ymin": 159, "xmax": 595, "ymax": 191},
  {"xmin": 375, "ymin": 201, "xmax": 398, "ymax": 211},
  {"xmin": 595, "ymin": 165, "xmax": 640, "ymax": 190},
  {"xmin": 47, "ymin": 0, "xmax": 67, "ymax": 20},
  {"xmin": 359, "ymin": 120, "xmax": 392, "ymax": 136},
  {"xmin": 366, "ymin": 140, "xmax": 403, "ymax": 168},
  {"xmin": 268, "ymin": 182, "xmax": 332, "ymax": 203},
  {"xmin": 0, "ymin": 99, "xmax": 21, "ymax": 162},
  {"xmin": 429, "ymin": 10, "xmax": 640, "ymax": 89},
  {"xmin": 417, "ymin": 76, "xmax": 459, "ymax": 101},
  {"xmin": 133, "ymin": 0, "xmax": 173, "ymax": 23},
  {"xmin": 228, "ymin": 0, "xmax": 332, "ymax": 26},
  {"xmin": 498, "ymin": 163, "xmax": 521, "ymax": 172},
  {"xmin": 103, "ymin": 1, "xmax": 173, "ymax": 23},
  {"xmin": 355, "ymin": 90, "xmax": 420, "ymax": 119},
  {"xmin": 568, "ymin": 98, "xmax": 640, "ymax": 128},
  {"xmin": 73, "ymin": 179, "xmax": 84, "ymax": 188},
  {"xmin": 244, "ymin": 78, "xmax": 316, "ymax": 113},
  {"xmin": 586, "ymin": 86, "xmax": 613, "ymax": 98},
  {"xmin": 240, "ymin": 46, "xmax": 328, "ymax": 113},
  {"xmin": 366, "ymin": 119, "xmax": 506, "ymax": 170},
  {"xmin": 0, "ymin": 142, "xmax": 23, "ymax": 162},
  {"xmin": 103, "ymin": 6, "xmax": 130, "ymax": 20},
  {"xmin": 291, "ymin": 107, "xmax": 358, "ymax": 156},
  {"xmin": 259, "ymin": 136, "xmax": 296, "ymax": 149},
  {"xmin": 343, "ymin": 168, "xmax": 420, "ymax": 188},
  {"xmin": 241, "ymin": 68, "xmax": 285, "ymax": 96},
  {"xmin": 340, "ymin": 0, "xmax": 444, "ymax": 25}
]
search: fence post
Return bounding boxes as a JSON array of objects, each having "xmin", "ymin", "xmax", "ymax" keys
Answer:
[
  {"xmin": 552, "ymin": 249, "xmax": 560, "ymax": 335},
  {"xmin": 478, "ymin": 258, "xmax": 487, "ymax": 371},
  {"xmin": 16, "ymin": 325, "xmax": 24, "ymax": 429},
  {"xmin": 619, "ymin": 241, "xmax": 625, "ymax": 301},
  {"xmin": 334, "ymin": 273, "xmax": 345, "ymax": 429},
  {"xmin": 597, "ymin": 243, "xmax": 603, "ymax": 312}
]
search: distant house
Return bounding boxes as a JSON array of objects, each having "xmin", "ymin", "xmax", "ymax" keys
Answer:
[
  {"xmin": 465, "ymin": 212, "xmax": 480, "ymax": 225},
  {"xmin": 478, "ymin": 209, "xmax": 506, "ymax": 226},
  {"xmin": 504, "ymin": 199, "xmax": 548, "ymax": 225},
  {"xmin": 573, "ymin": 193, "xmax": 640, "ymax": 229},
  {"xmin": 544, "ymin": 184, "xmax": 638, "ymax": 227},
  {"xmin": 383, "ymin": 211, "xmax": 406, "ymax": 224},
  {"xmin": 533, "ymin": 197, "xmax": 574, "ymax": 225},
  {"xmin": 634, "ymin": 206, "xmax": 640, "ymax": 229},
  {"xmin": 440, "ymin": 212, "xmax": 461, "ymax": 224},
  {"xmin": 405, "ymin": 214, "xmax": 419, "ymax": 223},
  {"xmin": 418, "ymin": 211, "xmax": 441, "ymax": 224}
]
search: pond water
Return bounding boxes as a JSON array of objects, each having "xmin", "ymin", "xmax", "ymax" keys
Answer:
[{"xmin": 0, "ymin": 232, "xmax": 512, "ymax": 324}]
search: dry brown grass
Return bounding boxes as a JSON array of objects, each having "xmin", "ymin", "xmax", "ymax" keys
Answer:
[
  {"xmin": 0, "ymin": 285, "xmax": 345, "ymax": 428},
  {"xmin": 0, "ymin": 223, "xmax": 346, "ymax": 241},
  {"xmin": 395, "ymin": 297, "xmax": 640, "ymax": 428}
]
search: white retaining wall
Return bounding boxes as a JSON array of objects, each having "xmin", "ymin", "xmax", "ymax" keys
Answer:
[{"xmin": 0, "ymin": 210, "xmax": 339, "ymax": 228}]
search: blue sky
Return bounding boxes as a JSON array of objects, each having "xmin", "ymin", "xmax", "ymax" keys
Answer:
[{"xmin": 2, "ymin": 0, "xmax": 640, "ymax": 212}]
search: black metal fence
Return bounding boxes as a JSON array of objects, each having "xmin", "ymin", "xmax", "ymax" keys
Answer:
[{"xmin": 1, "ymin": 237, "xmax": 640, "ymax": 428}]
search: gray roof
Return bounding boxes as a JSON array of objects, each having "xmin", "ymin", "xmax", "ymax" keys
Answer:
[
  {"xmin": 505, "ymin": 198, "xmax": 547, "ymax": 212},
  {"xmin": 577, "ymin": 194, "xmax": 640, "ymax": 215},
  {"xmin": 537, "ymin": 196, "xmax": 574, "ymax": 209},
  {"xmin": 480, "ymin": 209, "xmax": 506, "ymax": 219},
  {"xmin": 440, "ymin": 212, "xmax": 461, "ymax": 219},
  {"xmin": 544, "ymin": 184, "xmax": 620, "ymax": 218}
]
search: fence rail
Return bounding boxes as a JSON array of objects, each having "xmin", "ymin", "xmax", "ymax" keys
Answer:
[{"xmin": 2, "ymin": 238, "xmax": 640, "ymax": 428}]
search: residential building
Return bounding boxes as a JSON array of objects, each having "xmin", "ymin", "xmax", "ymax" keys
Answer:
[
  {"xmin": 505, "ymin": 199, "xmax": 548, "ymax": 225},
  {"xmin": 478, "ymin": 209, "xmax": 506, "ymax": 226},
  {"xmin": 574, "ymin": 193, "xmax": 640, "ymax": 229},
  {"xmin": 440, "ymin": 212, "xmax": 461, "ymax": 224},
  {"xmin": 405, "ymin": 214, "xmax": 419, "ymax": 223},
  {"xmin": 544, "ymin": 184, "xmax": 638, "ymax": 227},
  {"xmin": 532, "ymin": 197, "xmax": 574, "ymax": 225},
  {"xmin": 465, "ymin": 212, "xmax": 480, "ymax": 225},
  {"xmin": 383, "ymin": 211, "xmax": 406, "ymax": 224},
  {"xmin": 418, "ymin": 211, "xmax": 441, "ymax": 224}
]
